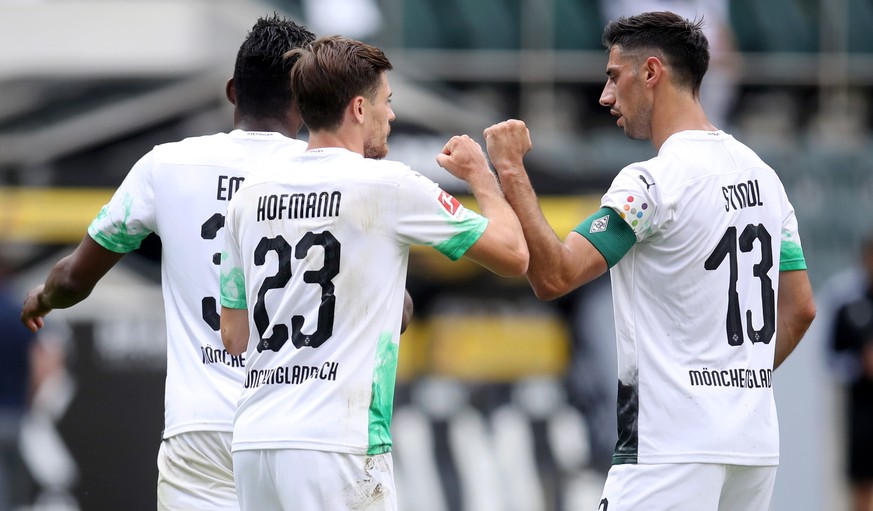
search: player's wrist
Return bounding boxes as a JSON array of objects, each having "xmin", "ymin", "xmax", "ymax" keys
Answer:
[
  {"xmin": 37, "ymin": 291, "xmax": 53, "ymax": 312},
  {"xmin": 466, "ymin": 166, "xmax": 499, "ymax": 189},
  {"xmin": 492, "ymin": 160, "xmax": 529, "ymax": 186},
  {"xmin": 490, "ymin": 153, "xmax": 524, "ymax": 170}
]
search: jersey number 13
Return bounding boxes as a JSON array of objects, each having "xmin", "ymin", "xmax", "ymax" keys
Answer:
[{"xmin": 704, "ymin": 224, "xmax": 776, "ymax": 346}]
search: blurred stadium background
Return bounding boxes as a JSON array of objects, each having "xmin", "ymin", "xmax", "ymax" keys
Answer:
[{"xmin": 1, "ymin": 0, "xmax": 870, "ymax": 509}]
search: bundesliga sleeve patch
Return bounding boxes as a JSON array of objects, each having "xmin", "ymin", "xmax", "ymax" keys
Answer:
[{"xmin": 438, "ymin": 189, "xmax": 462, "ymax": 216}]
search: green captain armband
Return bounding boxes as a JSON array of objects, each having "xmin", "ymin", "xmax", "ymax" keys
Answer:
[{"xmin": 573, "ymin": 207, "xmax": 636, "ymax": 268}]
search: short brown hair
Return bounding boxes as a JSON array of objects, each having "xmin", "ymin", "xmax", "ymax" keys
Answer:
[{"xmin": 288, "ymin": 35, "xmax": 393, "ymax": 131}]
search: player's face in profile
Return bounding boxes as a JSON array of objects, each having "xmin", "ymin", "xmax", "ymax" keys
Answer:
[
  {"xmin": 600, "ymin": 46, "xmax": 652, "ymax": 141},
  {"xmin": 363, "ymin": 73, "xmax": 395, "ymax": 160}
]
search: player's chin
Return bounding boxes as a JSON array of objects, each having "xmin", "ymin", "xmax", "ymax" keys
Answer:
[{"xmin": 365, "ymin": 144, "xmax": 389, "ymax": 160}]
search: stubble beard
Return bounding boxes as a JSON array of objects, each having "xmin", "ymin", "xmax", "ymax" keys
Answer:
[
  {"xmin": 364, "ymin": 130, "xmax": 389, "ymax": 159},
  {"xmin": 624, "ymin": 103, "xmax": 653, "ymax": 141},
  {"xmin": 364, "ymin": 142, "xmax": 388, "ymax": 160}
]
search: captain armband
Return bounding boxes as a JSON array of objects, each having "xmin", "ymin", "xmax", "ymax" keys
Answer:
[{"xmin": 572, "ymin": 207, "xmax": 636, "ymax": 268}]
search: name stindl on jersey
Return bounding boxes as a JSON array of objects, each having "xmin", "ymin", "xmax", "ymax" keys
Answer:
[{"xmin": 722, "ymin": 179, "xmax": 764, "ymax": 212}]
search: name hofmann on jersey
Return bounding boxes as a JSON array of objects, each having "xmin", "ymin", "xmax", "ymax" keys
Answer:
[
  {"xmin": 244, "ymin": 361, "xmax": 340, "ymax": 388},
  {"xmin": 257, "ymin": 191, "xmax": 342, "ymax": 221}
]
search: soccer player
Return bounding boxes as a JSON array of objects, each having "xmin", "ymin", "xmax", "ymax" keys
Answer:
[
  {"xmin": 219, "ymin": 35, "xmax": 528, "ymax": 511},
  {"xmin": 482, "ymin": 11, "xmax": 816, "ymax": 511},
  {"xmin": 830, "ymin": 234, "xmax": 873, "ymax": 511},
  {"xmin": 19, "ymin": 15, "xmax": 317, "ymax": 510}
]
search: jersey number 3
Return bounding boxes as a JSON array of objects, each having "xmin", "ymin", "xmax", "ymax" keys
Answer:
[
  {"xmin": 704, "ymin": 224, "xmax": 776, "ymax": 346},
  {"xmin": 253, "ymin": 232, "xmax": 340, "ymax": 353}
]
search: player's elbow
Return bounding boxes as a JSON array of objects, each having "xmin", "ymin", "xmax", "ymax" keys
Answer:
[
  {"xmin": 782, "ymin": 297, "xmax": 817, "ymax": 350},
  {"xmin": 798, "ymin": 298, "xmax": 817, "ymax": 331},
  {"xmin": 223, "ymin": 334, "xmax": 246, "ymax": 356},
  {"xmin": 220, "ymin": 329, "xmax": 234, "ymax": 353},
  {"xmin": 495, "ymin": 244, "xmax": 529, "ymax": 277},
  {"xmin": 529, "ymin": 278, "xmax": 569, "ymax": 302},
  {"xmin": 533, "ymin": 288, "xmax": 561, "ymax": 301},
  {"xmin": 220, "ymin": 307, "xmax": 249, "ymax": 356},
  {"xmin": 507, "ymin": 245, "xmax": 530, "ymax": 276},
  {"xmin": 465, "ymin": 233, "xmax": 528, "ymax": 277}
]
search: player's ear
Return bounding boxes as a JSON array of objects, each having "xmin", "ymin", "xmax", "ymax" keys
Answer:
[
  {"xmin": 226, "ymin": 78, "xmax": 237, "ymax": 106},
  {"xmin": 351, "ymin": 96, "xmax": 366, "ymax": 124},
  {"xmin": 643, "ymin": 56, "xmax": 663, "ymax": 87}
]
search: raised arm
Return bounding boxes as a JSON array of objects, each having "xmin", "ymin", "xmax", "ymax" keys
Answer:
[
  {"xmin": 436, "ymin": 134, "xmax": 528, "ymax": 277},
  {"xmin": 485, "ymin": 120, "xmax": 607, "ymax": 300},
  {"xmin": 21, "ymin": 235, "xmax": 125, "ymax": 332},
  {"xmin": 774, "ymin": 269, "xmax": 816, "ymax": 369}
]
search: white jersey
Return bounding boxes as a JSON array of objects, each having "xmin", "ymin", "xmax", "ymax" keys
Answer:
[
  {"xmin": 600, "ymin": 130, "xmax": 805, "ymax": 466},
  {"xmin": 220, "ymin": 147, "xmax": 487, "ymax": 455},
  {"xmin": 88, "ymin": 130, "xmax": 308, "ymax": 438}
]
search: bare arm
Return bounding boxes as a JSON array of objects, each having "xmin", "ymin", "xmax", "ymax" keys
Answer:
[
  {"xmin": 485, "ymin": 120, "xmax": 607, "ymax": 300},
  {"xmin": 221, "ymin": 306, "xmax": 249, "ymax": 356},
  {"xmin": 401, "ymin": 289, "xmax": 414, "ymax": 334},
  {"xmin": 774, "ymin": 269, "xmax": 816, "ymax": 369},
  {"xmin": 436, "ymin": 135, "xmax": 528, "ymax": 277},
  {"xmin": 21, "ymin": 235, "xmax": 126, "ymax": 332}
]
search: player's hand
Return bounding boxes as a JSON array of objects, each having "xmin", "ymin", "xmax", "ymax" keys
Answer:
[
  {"xmin": 21, "ymin": 285, "xmax": 49, "ymax": 333},
  {"xmin": 484, "ymin": 119, "xmax": 532, "ymax": 170},
  {"xmin": 435, "ymin": 135, "xmax": 489, "ymax": 182}
]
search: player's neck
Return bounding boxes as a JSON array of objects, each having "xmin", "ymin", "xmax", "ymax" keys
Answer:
[
  {"xmin": 234, "ymin": 117, "xmax": 302, "ymax": 139},
  {"xmin": 306, "ymin": 128, "xmax": 365, "ymax": 156},
  {"xmin": 651, "ymin": 93, "xmax": 717, "ymax": 150}
]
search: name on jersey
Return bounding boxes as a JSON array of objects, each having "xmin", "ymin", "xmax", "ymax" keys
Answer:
[
  {"xmin": 722, "ymin": 179, "xmax": 763, "ymax": 212},
  {"xmin": 257, "ymin": 191, "xmax": 342, "ymax": 222},
  {"xmin": 201, "ymin": 346, "xmax": 246, "ymax": 368},
  {"xmin": 688, "ymin": 367, "xmax": 772, "ymax": 389},
  {"xmin": 217, "ymin": 175, "xmax": 245, "ymax": 201},
  {"xmin": 244, "ymin": 361, "xmax": 339, "ymax": 388}
]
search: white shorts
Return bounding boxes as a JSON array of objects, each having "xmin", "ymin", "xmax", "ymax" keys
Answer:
[
  {"xmin": 598, "ymin": 463, "xmax": 777, "ymax": 511},
  {"xmin": 157, "ymin": 431, "xmax": 238, "ymax": 511},
  {"xmin": 233, "ymin": 449, "xmax": 397, "ymax": 511}
]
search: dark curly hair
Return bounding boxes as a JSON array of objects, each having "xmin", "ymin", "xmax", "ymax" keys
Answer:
[{"xmin": 233, "ymin": 13, "xmax": 316, "ymax": 120}]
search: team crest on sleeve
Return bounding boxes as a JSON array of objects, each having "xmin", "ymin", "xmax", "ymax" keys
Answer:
[
  {"xmin": 590, "ymin": 214, "xmax": 610, "ymax": 233},
  {"xmin": 438, "ymin": 189, "xmax": 462, "ymax": 216}
]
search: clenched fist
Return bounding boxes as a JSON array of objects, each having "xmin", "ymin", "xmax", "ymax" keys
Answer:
[
  {"xmin": 435, "ymin": 134, "xmax": 490, "ymax": 182},
  {"xmin": 484, "ymin": 119, "xmax": 532, "ymax": 170}
]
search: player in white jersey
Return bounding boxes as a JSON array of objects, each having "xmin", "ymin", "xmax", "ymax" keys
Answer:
[
  {"xmin": 20, "ymin": 16, "xmax": 318, "ymax": 510},
  {"xmin": 481, "ymin": 12, "xmax": 816, "ymax": 511},
  {"xmin": 219, "ymin": 35, "xmax": 528, "ymax": 511}
]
